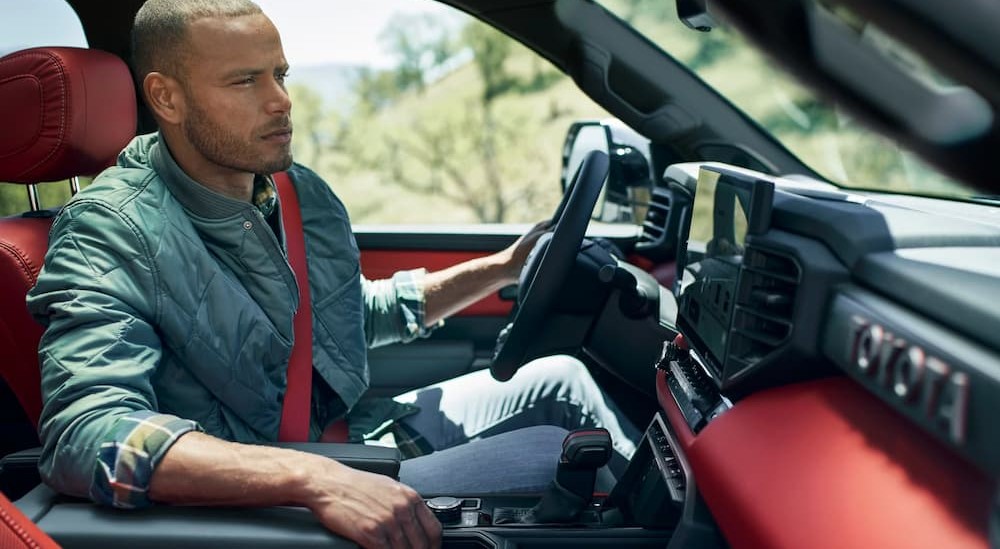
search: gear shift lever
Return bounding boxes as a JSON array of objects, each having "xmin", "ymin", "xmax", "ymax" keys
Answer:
[{"xmin": 524, "ymin": 428, "xmax": 612, "ymax": 524}]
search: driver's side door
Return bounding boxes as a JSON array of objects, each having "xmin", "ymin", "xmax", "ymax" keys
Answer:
[{"xmin": 358, "ymin": 229, "xmax": 519, "ymax": 396}]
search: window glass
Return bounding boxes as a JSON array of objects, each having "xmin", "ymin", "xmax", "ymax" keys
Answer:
[
  {"xmin": 260, "ymin": 0, "xmax": 613, "ymax": 224},
  {"xmin": 0, "ymin": 0, "xmax": 87, "ymax": 56},
  {"xmin": 601, "ymin": 0, "xmax": 976, "ymax": 200},
  {"xmin": 0, "ymin": 0, "xmax": 89, "ymax": 215}
]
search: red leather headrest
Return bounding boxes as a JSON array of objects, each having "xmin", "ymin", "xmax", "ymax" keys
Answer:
[{"xmin": 0, "ymin": 47, "xmax": 136, "ymax": 183}]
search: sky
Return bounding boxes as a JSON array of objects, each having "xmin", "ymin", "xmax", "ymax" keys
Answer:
[
  {"xmin": 0, "ymin": 0, "xmax": 87, "ymax": 55},
  {"xmin": 0, "ymin": 0, "xmax": 450, "ymax": 67},
  {"xmin": 257, "ymin": 0, "xmax": 452, "ymax": 68}
]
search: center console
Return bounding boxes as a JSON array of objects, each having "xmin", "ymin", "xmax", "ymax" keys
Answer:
[
  {"xmin": 13, "ymin": 414, "xmax": 718, "ymax": 549},
  {"xmin": 415, "ymin": 409, "xmax": 721, "ymax": 548},
  {"xmin": 410, "ymin": 412, "xmax": 718, "ymax": 548}
]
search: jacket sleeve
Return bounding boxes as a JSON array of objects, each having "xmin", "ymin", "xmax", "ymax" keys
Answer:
[
  {"xmin": 287, "ymin": 162, "xmax": 443, "ymax": 349},
  {"xmin": 27, "ymin": 200, "xmax": 200, "ymax": 509},
  {"xmin": 361, "ymin": 268, "xmax": 442, "ymax": 348}
]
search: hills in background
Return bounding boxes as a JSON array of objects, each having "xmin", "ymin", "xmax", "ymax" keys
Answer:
[
  {"xmin": 288, "ymin": 28, "xmax": 613, "ymax": 225},
  {"xmin": 289, "ymin": 63, "xmax": 361, "ymax": 113}
]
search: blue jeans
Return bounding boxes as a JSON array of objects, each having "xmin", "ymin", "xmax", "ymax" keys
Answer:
[{"xmin": 396, "ymin": 356, "xmax": 640, "ymax": 494}]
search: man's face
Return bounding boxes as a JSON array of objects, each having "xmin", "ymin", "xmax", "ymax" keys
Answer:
[{"xmin": 175, "ymin": 13, "xmax": 293, "ymax": 175}]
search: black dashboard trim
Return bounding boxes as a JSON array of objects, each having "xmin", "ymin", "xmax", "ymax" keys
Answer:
[
  {"xmin": 855, "ymin": 249, "xmax": 1000, "ymax": 354},
  {"xmin": 822, "ymin": 285, "xmax": 1000, "ymax": 474}
]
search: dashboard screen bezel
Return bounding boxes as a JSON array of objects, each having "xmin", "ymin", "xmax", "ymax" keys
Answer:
[{"xmin": 674, "ymin": 166, "xmax": 775, "ymax": 382}]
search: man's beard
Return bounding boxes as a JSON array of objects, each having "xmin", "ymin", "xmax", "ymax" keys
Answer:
[{"xmin": 184, "ymin": 100, "xmax": 293, "ymax": 176}]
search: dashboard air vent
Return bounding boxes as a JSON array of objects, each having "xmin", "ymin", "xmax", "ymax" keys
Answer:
[
  {"xmin": 637, "ymin": 187, "xmax": 672, "ymax": 248},
  {"xmin": 728, "ymin": 247, "xmax": 800, "ymax": 368}
]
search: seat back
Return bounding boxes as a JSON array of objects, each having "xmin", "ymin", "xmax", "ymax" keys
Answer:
[
  {"xmin": 0, "ymin": 215, "xmax": 53, "ymax": 454},
  {"xmin": 0, "ymin": 47, "xmax": 136, "ymax": 438}
]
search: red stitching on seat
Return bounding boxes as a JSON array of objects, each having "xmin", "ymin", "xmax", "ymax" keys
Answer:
[
  {"xmin": 0, "ymin": 241, "xmax": 36, "ymax": 282},
  {"xmin": 0, "ymin": 74, "xmax": 44, "ymax": 160},
  {"xmin": 0, "ymin": 50, "xmax": 69, "ymax": 179},
  {"xmin": 0, "ymin": 505, "xmax": 43, "ymax": 549}
]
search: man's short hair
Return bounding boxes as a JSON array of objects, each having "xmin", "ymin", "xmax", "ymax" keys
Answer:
[{"xmin": 131, "ymin": 0, "xmax": 263, "ymax": 83}]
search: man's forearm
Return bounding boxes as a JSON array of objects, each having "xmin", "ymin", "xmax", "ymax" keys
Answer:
[
  {"xmin": 147, "ymin": 432, "xmax": 441, "ymax": 548},
  {"xmin": 419, "ymin": 221, "xmax": 550, "ymax": 327},
  {"xmin": 421, "ymin": 253, "xmax": 514, "ymax": 327},
  {"xmin": 148, "ymin": 431, "xmax": 322, "ymax": 507}
]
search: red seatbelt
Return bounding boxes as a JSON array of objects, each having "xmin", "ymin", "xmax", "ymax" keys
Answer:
[
  {"xmin": 274, "ymin": 171, "xmax": 314, "ymax": 442},
  {"xmin": 273, "ymin": 172, "xmax": 348, "ymax": 443}
]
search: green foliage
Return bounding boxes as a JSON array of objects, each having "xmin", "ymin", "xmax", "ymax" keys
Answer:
[
  {"xmin": 686, "ymin": 28, "xmax": 733, "ymax": 71},
  {"xmin": 378, "ymin": 13, "xmax": 457, "ymax": 94},
  {"xmin": 287, "ymin": 1, "xmax": 972, "ymax": 225},
  {"xmin": 759, "ymin": 95, "xmax": 839, "ymax": 135},
  {"xmin": 289, "ymin": 14, "xmax": 612, "ymax": 224},
  {"xmin": 461, "ymin": 23, "xmax": 516, "ymax": 102},
  {"xmin": 0, "ymin": 179, "xmax": 91, "ymax": 217},
  {"xmin": 615, "ymin": 0, "xmax": 674, "ymax": 24},
  {"xmin": 353, "ymin": 67, "xmax": 402, "ymax": 114}
]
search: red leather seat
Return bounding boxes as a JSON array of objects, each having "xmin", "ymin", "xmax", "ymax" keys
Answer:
[
  {"xmin": 0, "ymin": 47, "xmax": 136, "ymax": 437},
  {"xmin": 0, "ymin": 490, "xmax": 58, "ymax": 549}
]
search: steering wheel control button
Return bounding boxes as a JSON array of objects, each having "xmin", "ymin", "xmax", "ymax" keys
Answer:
[{"xmin": 426, "ymin": 496, "xmax": 463, "ymax": 525}]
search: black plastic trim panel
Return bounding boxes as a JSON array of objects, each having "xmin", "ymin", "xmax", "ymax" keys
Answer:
[
  {"xmin": 770, "ymin": 191, "xmax": 1000, "ymax": 270},
  {"xmin": 822, "ymin": 285, "xmax": 1000, "ymax": 474},
  {"xmin": 266, "ymin": 443, "xmax": 400, "ymax": 479},
  {"xmin": 854, "ymin": 248, "xmax": 1000, "ymax": 353},
  {"xmin": 38, "ymin": 503, "xmax": 355, "ymax": 548},
  {"xmin": 354, "ymin": 224, "xmax": 640, "ymax": 252}
]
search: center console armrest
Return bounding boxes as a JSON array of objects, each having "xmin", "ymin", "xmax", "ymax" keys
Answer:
[
  {"xmin": 0, "ymin": 446, "xmax": 43, "ymax": 501},
  {"xmin": 266, "ymin": 442, "xmax": 401, "ymax": 479},
  {"xmin": 16, "ymin": 485, "xmax": 358, "ymax": 548}
]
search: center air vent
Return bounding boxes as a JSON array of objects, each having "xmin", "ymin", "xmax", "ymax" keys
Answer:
[
  {"xmin": 636, "ymin": 187, "xmax": 673, "ymax": 258},
  {"xmin": 727, "ymin": 247, "xmax": 800, "ymax": 369}
]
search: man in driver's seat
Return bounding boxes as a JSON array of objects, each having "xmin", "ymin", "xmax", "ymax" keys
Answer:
[{"xmin": 26, "ymin": 0, "xmax": 638, "ymax": 547}]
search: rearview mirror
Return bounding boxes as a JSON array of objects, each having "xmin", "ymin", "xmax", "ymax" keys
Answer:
[
  {"xmin": 561, "ymin": 120, "xmax": 653, "ymax": 223},
  {"xmin": 676, "ymin": 0, "xmax": 716, "ymax": 32}
]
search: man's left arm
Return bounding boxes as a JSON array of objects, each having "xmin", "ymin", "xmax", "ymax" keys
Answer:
[
  {"xmin": 360, "ymin": 222, "xmax": 548, "ymax": 348},
  {"xmin": 422, "ymin": 221, "xmax": 549, "ymax": 326}
]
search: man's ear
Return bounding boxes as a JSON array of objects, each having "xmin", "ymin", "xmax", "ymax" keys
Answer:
[{"xmin": 143, "ymin": 72, "xmax": 185, "ymax": 125}]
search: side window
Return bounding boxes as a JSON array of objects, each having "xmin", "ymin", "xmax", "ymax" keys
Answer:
[
  {"xmin": 0, "ymin": 0, "xmax": 86, "ymax": 56},
  {"xmin": 264, "ymin": 0, "xmax": 612, "ymax": 225},
  {"xmin": 0, "ymin": 0, "xmax": 88, "ymax": 215}
]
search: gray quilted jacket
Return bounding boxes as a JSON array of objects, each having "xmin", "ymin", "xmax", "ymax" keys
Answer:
[{"xmin": 27, "ymin": 133, "xmax": 422, "ymax": 506}]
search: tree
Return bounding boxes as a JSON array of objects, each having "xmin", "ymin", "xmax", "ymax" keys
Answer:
[
  {"xmin": 616, "ymin": 0, "xmax": 674, "ymax": 24},
  {"xmin": 353, "ymin": 67, "xmax": 403, "ymax": 114},
  {"xmin": 378, "ymin": 13, "xmax": 456, "ymax": 95},
  {"xmin": 462, "ymin": 23, "xmax": 515, "ymax": 102},
  {"xmin": 356, "ymin": 21, "xmax": 548, "ymax": 223}
]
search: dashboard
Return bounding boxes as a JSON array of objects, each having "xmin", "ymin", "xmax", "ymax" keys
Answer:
[
  {"xmin": 658, "ymin": 162, "xmax": 1000, "ymax": 471},
  {"xmin": 536, "ymin": 157, "xmax": 1000, "ymax": 547}
]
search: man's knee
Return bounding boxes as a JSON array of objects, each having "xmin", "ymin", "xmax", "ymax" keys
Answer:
[
  {"xmin": 519, "ymin": 355, "xmax": 600, "ymax": 398},
  {"xmin": 520, "ymin": 355, "xmax": 589, "ymax": 382}
]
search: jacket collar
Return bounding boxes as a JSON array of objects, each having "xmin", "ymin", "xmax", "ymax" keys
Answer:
[{"xmin": 150, "ymin": 134, "xmax": 277, "ymax": 220}]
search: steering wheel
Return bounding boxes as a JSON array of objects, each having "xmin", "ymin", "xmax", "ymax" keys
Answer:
[{"xmin": 490, "ymin": 150, "xmax": 610, "ymax": 381}]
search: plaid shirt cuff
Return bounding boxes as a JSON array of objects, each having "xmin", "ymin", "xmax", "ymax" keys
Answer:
[
  {"xmin": 90, "ymin": 411, "xmax": 202, "ymax": 509},
  {"xmin": 392, "ymin": 269, "xmax": 442, "ymax": 342}
]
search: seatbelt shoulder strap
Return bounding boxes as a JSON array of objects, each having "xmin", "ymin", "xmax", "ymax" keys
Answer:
[
  {"xmin": 274, "ymin": 171, "xmax": 313, "ymax": 442},
  {"xmin": 273, "ymin": 171, "xmax": 349, "ymax": 443}
]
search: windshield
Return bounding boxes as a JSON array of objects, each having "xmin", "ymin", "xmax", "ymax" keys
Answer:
[{"xmin": 601, "ymin": 0, "xmax": 977, "ymax": 199}]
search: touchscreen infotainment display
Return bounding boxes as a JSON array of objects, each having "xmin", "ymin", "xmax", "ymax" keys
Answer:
[{"xmin": 676, "ymin": 166, "xmax": 773, "ymax": 381}]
